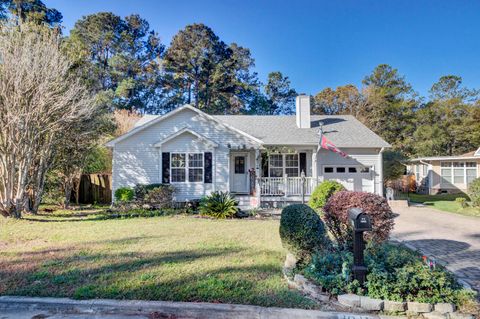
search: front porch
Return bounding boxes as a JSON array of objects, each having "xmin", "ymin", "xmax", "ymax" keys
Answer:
[{"xmin": 229, "ymin": 148, "xmax": 319, "ymax": 207}]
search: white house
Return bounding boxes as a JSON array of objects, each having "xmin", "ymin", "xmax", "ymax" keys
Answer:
[
  {"xmin": 106, "ymin": 95, "xmax": 390, "ymax": 207},
  {"xmin": 406, "ymin": 148, "xmax": 480, "ymax": 194}
]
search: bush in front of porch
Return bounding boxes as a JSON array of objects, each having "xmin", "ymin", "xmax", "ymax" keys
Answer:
[{"xmin": 308, "ymin": 180, "xmax": 345, "ymax": 212}]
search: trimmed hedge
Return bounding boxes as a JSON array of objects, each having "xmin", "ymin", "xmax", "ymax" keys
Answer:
[
  {"xmin": 309, "ymin": 180, "xmax": 345, "ymax": 211},
  {"xmin": 279, "ymin": 204, "xmax": 330, "ymax": 261},
  {"xmin": 323, "ymin": 191, "xmax": 394, "ymax": 247}
]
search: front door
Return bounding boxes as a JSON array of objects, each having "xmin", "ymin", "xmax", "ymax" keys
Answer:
[{"xmin": 232, "ymin": 155, "xmax": 248, "ymax": 193}]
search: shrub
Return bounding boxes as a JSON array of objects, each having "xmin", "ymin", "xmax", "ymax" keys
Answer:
[
  {"xmin": 455, "ymin": 197, "xmax": 468, "ymax": 208},
  {"xmin": 303, "ymin": 243, "xmax": 476, "ymax": 305},
  {"xmin": 279, "ymin": 204, "xmax": 330, "ymax": 261},
  {"xmin": 134, "ymin": 183, "xmax": 163, "ymax": 200},
  {"xmin": 323, "ymin": 191, "xmax": 394, "ymax": 248},
  {"xmin": 114, "ymin": 187, "xmax": 134, "ymax": 202},
  {"xmin": 199, "ymin": 191, "xmax": 238, "ymax": 219},
  {"xmin": 144, "ymin": 185, "xmax": 175, "ymax": 209},
  {"xmin": 304, "ymin": 249, "xmax": 356, "ymax": 295},
  {"xmin": 309, "ymin": 180, "xmax": 345, "ymax": 211},
  {"xmin": 468, "ymin": 177, "xmax": 480, "ymax": 207}
]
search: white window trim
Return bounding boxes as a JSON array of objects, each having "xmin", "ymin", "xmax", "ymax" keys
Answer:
[
  {"xmin": 170, "ymin": 152, "xmax": 205, "ymax": 184},
  {"xmin": 268, "ymin": 153, "xmax": 300, "ymax": 177},
  {"xmin": 440, "ymin": 161, "xmax": 478, "ymax": 186}
]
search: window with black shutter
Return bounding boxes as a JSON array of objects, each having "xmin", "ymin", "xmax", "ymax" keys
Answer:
[
  {"xmin": 204, "ymin": 152, "xmax": 212, "ymax": 183},
  {"xmin": 162, "ymin": 152, "xmax": 170, "ymax": 183}
]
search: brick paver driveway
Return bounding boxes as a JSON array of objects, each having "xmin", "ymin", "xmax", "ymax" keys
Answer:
[{"xmin": 392, "ymin": 205, "xmax": 480, "ymax": 293}]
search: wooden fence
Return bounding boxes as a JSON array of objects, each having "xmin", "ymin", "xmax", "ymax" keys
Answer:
[{"xmin": 78, "ymin": 174, "xmax": 112, "ymax": 204}]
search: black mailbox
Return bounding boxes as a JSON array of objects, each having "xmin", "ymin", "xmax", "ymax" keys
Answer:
[
  {"xmin": 348, "ymin": 208, "xmax": 372, "ymax": 232},
  {"xmin": 348, "ymin": 208, "xmax": 372, "ymax": 285}
]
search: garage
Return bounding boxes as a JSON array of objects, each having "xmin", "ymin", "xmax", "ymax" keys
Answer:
[{"xmin": 322, "ymin": 165, "xmax": 375, "ymax": 193}]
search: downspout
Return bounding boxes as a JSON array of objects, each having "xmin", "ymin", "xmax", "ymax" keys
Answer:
[{"xmin": 378, "ymin": 147, "xmax": 385, "ymax": 196}]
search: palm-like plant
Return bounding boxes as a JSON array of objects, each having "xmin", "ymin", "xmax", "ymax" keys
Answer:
[{"xmin": 199, "ymin": 191, "xmax": 239, "ymax": 219}]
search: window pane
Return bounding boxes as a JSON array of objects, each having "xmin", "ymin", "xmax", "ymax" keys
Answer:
[
  {"xmin": 466, "ymin": 162, "xmax": 476, "ymax": 167},
  {"xmin": 441, "ymin": 162, "xmax": 452, "ymax": 167},
  {"xmin": 348, "ymin": 167, "xmax": 357, "ymax": 173},
  {"xmin": 454, "ymin": 176, "xmax": 464, "ymax": 184},
  {"xmin": 285, "ymin": 154, "xmax": 298, "ymax": 167},
  {"xmin": 442, "ymin": 176, "xmax": 452, "ymax": 184},
  {"xmin": 172, "ymin": 154, "xmax": 186, "ymax": 167},
  {"xmin": 441, "ymin": 168, "xmax": 451, "ymax": 177},
  {"xmin": 269, "ymin": 168, "xmax": 283, "ymax": 177},
  {"xmin": 336, "ymin": 167, "xmax": 346, "ymax": 173},
  {"xmin": 188, "ymin": 153, "xmax": 203, "ymax": 168},
  {"xmin": 235, "ymin": 156, "xmax": 245, "ymax": 174},
  {"xmin": 171, "ymin": 168, "xmax": 186, "ymax": 182},
  {"xmin": 467, "ymin": 169, "xmax": 477, "ymax": 185},
  {"xmin": 453, "ymin": 161, "xmax": 464, "ymax": 167},
  {"xmin": 360, "ymin": 167, "xmax": 370, "ymax": 173},
  {"xmin": 188, "ymin": 168, "xmax": 203, "ymax": 182},
  {"xmin": 324, "ymin": 167, "xmax": 334, "ymax": 173},
  {"xmin": 286, "ymin": 167, "xmax": 299, "ymax": 177},
  {"xmin": 269, "ymin": 154, "xmax": 283, "ymax": 168}
]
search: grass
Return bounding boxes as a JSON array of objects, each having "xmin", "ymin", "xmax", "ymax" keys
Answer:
[
  {"xmin": 407, "ymin": 193, "xmax": 480, "ymax": 217},
  {"xmin": 0, "ymin": 207, "xmax": 316, "ymax": 309}
]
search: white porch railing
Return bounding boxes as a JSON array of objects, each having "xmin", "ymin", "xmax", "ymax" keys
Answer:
[{"xmin": 259, "ymin": 176, "xmax": 318, "ymax": 196}]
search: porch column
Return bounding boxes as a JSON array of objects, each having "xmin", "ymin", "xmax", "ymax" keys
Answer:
[
  {"xmin": 255, "ymin": 148, "xmax": 261, "ymax": 208},
  {"xmin": 312, "ymin": 149, "xmax": 318, "ymax": 184}
]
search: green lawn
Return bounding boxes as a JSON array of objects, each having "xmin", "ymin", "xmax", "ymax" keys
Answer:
[
  {"xmin": 408, "ymin": 193, "xmax": 480, "ymax": 217},
  {"xmin": 0, "ymin": 208, "xmax": 315, "ymax": 309}
]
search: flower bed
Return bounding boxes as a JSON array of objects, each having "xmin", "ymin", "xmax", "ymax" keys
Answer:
[{"xmin": 279, "ymin": 186, "xmax": 478, "ymax": 317}]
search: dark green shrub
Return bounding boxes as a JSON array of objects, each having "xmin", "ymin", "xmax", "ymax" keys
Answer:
[
  {"xmin": 199, "ymin": 191, "xmax": 238, "ymax": 219},
  {"xmin": 468, "ymin": 177, "xmax": 480, "ymax": 207},
  {"xmin": 144, "ymin": 185, "xmax": 175, "ymax": 208},
  {"xmin": 304, "ymin": 249, "xmax": 357, "ymax": 295},
  {"xmin": 279, "ymin": 204, "xmax": 330, "ymax": 260},
  {"xmin": 114, "ymin": 187, "xmax": 134, "ymax": 202},
  {"xmin": 323, "ymin": 191, "xmax": 394, "ymax": 248},
  {"xmin": 309, "ymin": 180, "xmax": 345, "ymax": 211},
  {"xmin": 303, "ymin": 242, "xmax": 476, "ymax": 305},
  {"xmin": 134, "ymin": 183, "xmax": 163, "ymax": 200}
]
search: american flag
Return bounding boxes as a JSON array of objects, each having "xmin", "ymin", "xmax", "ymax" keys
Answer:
[{"xmin": 317, "ymin": 127, "xmax": 348, "ymax": 158}]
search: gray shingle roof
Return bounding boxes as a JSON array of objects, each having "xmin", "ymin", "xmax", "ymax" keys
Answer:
[
  {"xmin": 130, "ymin": 112, "xmax": 390, "ymax": 148},
  {"xmin": 212, "ymin": 115, "xmax": 390, "ymax": 148}
]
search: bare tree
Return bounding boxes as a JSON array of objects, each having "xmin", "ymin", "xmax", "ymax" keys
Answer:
[
  {"xmin": 0, "ymin": 21, "xmax": 94, "ymax": 217},
  {"xmin": 113, "ymin": 109, "xmax": 141, "ymax": 137}
]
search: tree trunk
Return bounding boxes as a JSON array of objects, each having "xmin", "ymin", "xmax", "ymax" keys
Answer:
[{"xmin": 63, "ymin": 179, "xmax": 73, "ymax": 209}]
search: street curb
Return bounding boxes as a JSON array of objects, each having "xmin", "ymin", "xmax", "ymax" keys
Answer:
[{"xmin": 0, "ymin": 296, "xmax": 381, "ymax": 319}]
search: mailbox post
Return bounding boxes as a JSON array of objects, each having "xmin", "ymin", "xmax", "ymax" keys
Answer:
[{"xmin": 348, "ymin": 208, "xmax": 372, "ymax": 285}]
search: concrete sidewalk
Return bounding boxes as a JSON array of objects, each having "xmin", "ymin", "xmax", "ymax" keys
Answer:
[{"xmin": 0, "ymin": 296, "xmax": 381, "ymax": 319}]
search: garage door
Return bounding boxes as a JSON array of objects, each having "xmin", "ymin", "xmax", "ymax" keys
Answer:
[{"xmin": 322, "ymin": 165, "xmax": 374, "ymax": 193}]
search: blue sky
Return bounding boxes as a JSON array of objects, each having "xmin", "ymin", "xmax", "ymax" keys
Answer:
[{"xmin": 45, "ymin": 0, "xmax": 480, "ymax": 98}]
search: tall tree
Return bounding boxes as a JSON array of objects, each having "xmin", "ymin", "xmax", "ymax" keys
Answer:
[
  {"xmin": 360, "ymin": 64, "xmax": 418, "ymax": 155},
  {"xmin": 312, "ymin": 84, "xmax": 364, "ymax": 116},
  {"xmin": 64, "ymin": 12, "xmax": 164, "ymax": 112},
  {"xmin": 163, "ymin": 23, "xmax": 258, "ymax": 114},
  {"xmin": 263, "ymin": 71, "xmax": 297, "ymax": 115},
  {"xmin": 0, "ymin": 0, "xmax": 62, "ymax": 26},
  {"xmin": 0, "ymin": 22, "xmax": 94, "ymax": 217},
  {"xmin": 413, "ymin": 76, "xmax": 480, "ymax": 156}
]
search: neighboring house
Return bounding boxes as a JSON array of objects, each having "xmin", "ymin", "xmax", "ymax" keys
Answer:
[
  {"xmin": 106, "ymin": 95, "xmax": 390, "ymax": 207},
  {"xmin": 407, "ymin": 148, "xmax": 480, "ymax": 194}
]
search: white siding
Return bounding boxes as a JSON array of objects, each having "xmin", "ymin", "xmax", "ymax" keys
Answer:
[
  {"xmin": 317, "ymin": 148, "xmax": 382, "ymax": 195},
  {"xmin": 112, "ymin": 109, "xmax": 258, "ymax": 201}
]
